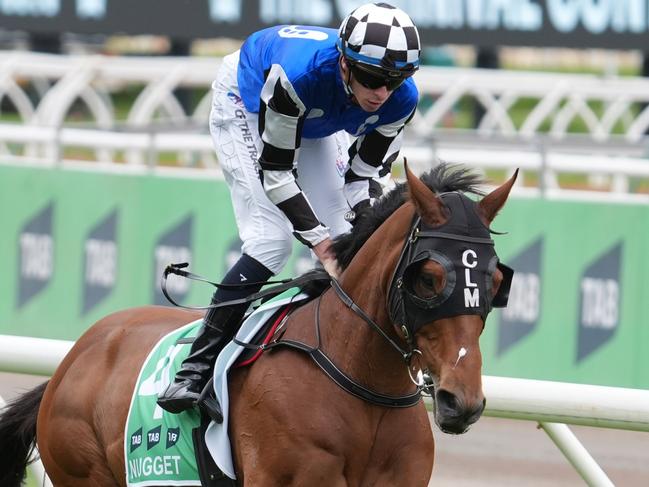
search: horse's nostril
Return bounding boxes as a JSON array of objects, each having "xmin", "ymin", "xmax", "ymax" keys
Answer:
[
  {"xmin": 435, "ymin": 390, "xmax": 485, "ymax": 434},
  {"xmin": 436, "ymin": 389, "xmax": 485, "ymax": 420},
  {"xmin": 435, "ymin": 389, "xmax": 459, "ymax": 414}
]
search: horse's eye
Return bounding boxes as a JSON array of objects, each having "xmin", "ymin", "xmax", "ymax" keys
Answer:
[
  {"xmin": 420, "ymin": 274, "xmax": 435, "ymax": 290},
  {"xmin": 403, "ymin": 260, "xmax": 446, "ymax": 299},
  {"xmin": 415, "ymin": 273, "xmax": 440, "ymax": 299}
]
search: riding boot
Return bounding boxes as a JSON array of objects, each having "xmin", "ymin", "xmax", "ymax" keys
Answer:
[{"xmin": 156, "ymin": 302, "xmax": 246, "ymax": 414}]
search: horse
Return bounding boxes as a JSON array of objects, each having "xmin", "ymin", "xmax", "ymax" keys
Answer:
[{"xmin": 0, "ymin": 163, "xmax": 516, "ymax": 486}]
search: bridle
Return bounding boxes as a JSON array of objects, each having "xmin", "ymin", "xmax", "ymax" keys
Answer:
[{"xmin": 331, "ymin": 192, "xmax": 513, "ymax": 389}]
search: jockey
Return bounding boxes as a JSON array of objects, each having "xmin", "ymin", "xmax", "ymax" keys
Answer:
[{"xmin": 157, "ymin": 2, "xmax": 421, "ymax": 414}]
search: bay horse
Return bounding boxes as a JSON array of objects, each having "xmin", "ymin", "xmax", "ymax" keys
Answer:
[{"xmin": 0, "ymin": 163, "xmax": 516, "ymax": 486}]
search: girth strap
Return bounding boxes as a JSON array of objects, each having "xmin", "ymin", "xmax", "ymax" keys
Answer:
[{"xmin": 269, "ymin": 339, "xmax": 421, "ymax": 408}]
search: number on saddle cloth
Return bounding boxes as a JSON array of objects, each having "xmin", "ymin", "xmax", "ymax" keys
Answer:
[{"xmin": 125, "ymin": 321, "xmax": 236, "ymax": 486}]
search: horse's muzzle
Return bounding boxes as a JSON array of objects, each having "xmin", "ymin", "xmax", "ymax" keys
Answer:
[{"xmin": 434, "ymin": 389, "xmax": 486, "ymax": 435}]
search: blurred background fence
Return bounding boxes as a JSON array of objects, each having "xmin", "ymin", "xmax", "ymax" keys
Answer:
[{"xmin": 1, "ymin": 51, "xmax": 649, "ymax": 202}]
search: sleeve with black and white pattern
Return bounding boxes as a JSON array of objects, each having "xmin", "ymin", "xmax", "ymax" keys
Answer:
[
  {"xmin": 257, "ymin": 63, "xmax": 330, "ymax": 247},
  {"xmin": 343, "ymin": 109, "xmax": 415, "ymax": 212}
]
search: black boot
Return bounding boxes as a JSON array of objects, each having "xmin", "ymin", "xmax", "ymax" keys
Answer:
[{"xmin": 157, "ymin": 303, "xmax": 246, "ymax": 414}]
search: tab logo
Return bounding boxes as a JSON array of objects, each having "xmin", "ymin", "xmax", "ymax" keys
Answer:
[
  {"xmin": 147, "ymin": 425, "xmax": 162, "ymax": 450},
  {"xmin": 82, "ymin": 209, "xmax": 118, "ymax": 315},
  {"xmin": 498, "ymin": 238, "xmax": 543, "ymax": 356},
  {"xmin": 166, "ymin": 427, "xmax": 180, "ymax": 449},
  {"xmin": 577, "ymin": 242, "xmax": 623, "ymax": 362},
  {"xmin": 462, "ymin": 249, "xmax": 479, "ymax": 308},
  {"xmin": 130, "ymin": 427, "xmax": 143, "ymax": 453},
  {"xmin": 18, "ymin": 202, "xmax": 54, "ymax": 307},
  {"xmin": 153, "ymin": 216, "xmax": 193, "ymax": 305}
]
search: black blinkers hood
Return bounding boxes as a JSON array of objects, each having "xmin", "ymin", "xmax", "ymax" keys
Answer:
[{"xmin": 388, "ymin": 192, "xmax": 513, "ymax": 337}]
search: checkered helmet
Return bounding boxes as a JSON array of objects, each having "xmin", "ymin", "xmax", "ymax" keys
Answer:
[{"xmin": 338, "ymin": 2, "xmax": 420, "ymax": 78}]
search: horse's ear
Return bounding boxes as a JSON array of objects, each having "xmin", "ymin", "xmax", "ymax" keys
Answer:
[
  {"xmin": 478, "ymin": 169, "xmax": 519, "ymax": 224},
  {"xmin": 405, "ymin": 159, "xmax": 448, "ymax": 226}
]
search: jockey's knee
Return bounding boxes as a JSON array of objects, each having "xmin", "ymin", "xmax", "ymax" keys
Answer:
[{"xmin": 242, "ymin": 237, "xmax": 292, "ymax": 275}]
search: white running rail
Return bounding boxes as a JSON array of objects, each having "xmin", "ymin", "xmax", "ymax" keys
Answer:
[
  {"xmin": 0, "ymin": 334, "xmax": 647, "ymax": 486},
  {"xmin": 3, "ymin": 51, "xmax": 649, "ymax": 141}
]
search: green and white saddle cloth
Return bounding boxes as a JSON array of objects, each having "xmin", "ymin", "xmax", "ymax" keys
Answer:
[{"xmin": 124, "ymin": 320, "xmax": 203, "ymax": 486}]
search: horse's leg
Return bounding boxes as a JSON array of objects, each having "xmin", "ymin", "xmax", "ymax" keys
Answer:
[
  {"xmin": 38, "ymin": 377, "xmax": 123, "ymax": 487},
  {"xmin": 230, "ymin": 354, "xmax": 360, "ymax": 487},
  {"xmin": 365, "ymin": 405, "xmax": 434, "ymax": 487}
]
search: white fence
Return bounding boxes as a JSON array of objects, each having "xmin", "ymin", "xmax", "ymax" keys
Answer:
[
  {"xmin": 4, "ymin": 50, "xmax": 649, "ymax": 141},
  {"xmin": 1, "ymin": 51, "xmax": 649, "ymax": 202},
  {"xmin": 1, "ymin": 334, "xmax": 647, "ymax": 486}
]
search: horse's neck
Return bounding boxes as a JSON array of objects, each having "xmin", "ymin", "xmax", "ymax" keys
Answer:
[{"xmin": 320, "ymin": 204, "xmax": 415, "ymax": 395}]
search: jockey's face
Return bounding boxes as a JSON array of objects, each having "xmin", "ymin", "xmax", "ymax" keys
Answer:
[{"xmin": 340, "ymin": 58, "xmax": 393, "ymax": 112}]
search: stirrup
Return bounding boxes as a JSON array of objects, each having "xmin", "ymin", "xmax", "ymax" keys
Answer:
[
  {"xmin": 198, "ymin": 379, "xmax": 223, "ymax": 423},
  {"xmin": 199, "ymin": 396, "xmax": 223, "ymax": 423}
]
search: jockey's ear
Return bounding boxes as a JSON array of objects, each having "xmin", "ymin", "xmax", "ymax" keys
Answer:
[
  {"xmin": 478, "ymin": 169, "xmax": 518, "ymax": 225},
  {"xmin": 405, "ymin": 159, "xmax": 448, "ymax": 226},
  {"xmin": 339, "ymin": 56, "xmax": 351, "ymax": 77}
]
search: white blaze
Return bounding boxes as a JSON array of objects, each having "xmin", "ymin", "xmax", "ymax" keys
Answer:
[{"xmin": 453, "ymin": 347, "xmax": 468, "ymax": 368}]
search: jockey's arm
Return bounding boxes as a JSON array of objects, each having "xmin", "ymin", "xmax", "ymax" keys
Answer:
[
  {"xmin": 343, "ymin": 109, "xmax": 416, "ymax": 214},
  {"xmin": 256, "ymin": 65, "xmax": 339, "ymax": 275}
]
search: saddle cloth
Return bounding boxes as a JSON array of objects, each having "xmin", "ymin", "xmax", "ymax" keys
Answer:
[
  {"xmin": 124, "ymin": 290, "xmax": 308, "ymax": 485},
  {"xmin": 124, "ymin": 321, "xmax": 203, "ymax": 486}
]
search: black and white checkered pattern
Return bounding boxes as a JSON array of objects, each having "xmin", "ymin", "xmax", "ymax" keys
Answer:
[{"xmin": 339, "ymin": 2, "xmax": 420, "ymax": 71}]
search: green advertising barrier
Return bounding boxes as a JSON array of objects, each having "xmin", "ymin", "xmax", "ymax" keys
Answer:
[
  {"xmin": 1, "ymin": 164, "xmax": 648, "ymax": 388},
  {"xmin": 0, "ymin": 164, "xmax": 236, "ymax": 340},
  {"xmin": 487, "ymin": 198, "xmax": 649, "ymax": 389}
]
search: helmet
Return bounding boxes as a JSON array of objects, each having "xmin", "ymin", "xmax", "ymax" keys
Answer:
[{"xmin": 337, "ymin": 2, "xmax": 420, "ymax": 83}]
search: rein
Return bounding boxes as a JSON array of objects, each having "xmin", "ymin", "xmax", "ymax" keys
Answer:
[
  {"xmin": 161, "ymin": 262, "xmax": 328, "ymax": 311},
  {"xmin": 330, "ymin": 278, "xmax": 413, "ymax": 361}
]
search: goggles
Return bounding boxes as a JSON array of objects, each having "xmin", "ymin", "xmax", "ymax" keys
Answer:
[{"xmin": 350, "ymin": 63, "xmax": 408, "ymax": 91}]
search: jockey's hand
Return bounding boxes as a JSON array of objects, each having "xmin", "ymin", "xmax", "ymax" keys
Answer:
[{"xmin": 313, "ymin": 238, "xmax": 341, "ymax": 279}]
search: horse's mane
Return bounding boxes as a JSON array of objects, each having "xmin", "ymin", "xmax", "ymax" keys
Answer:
[{"xmin": 332, "ymin": 163, "xmax": 485, "ymax": 270}]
